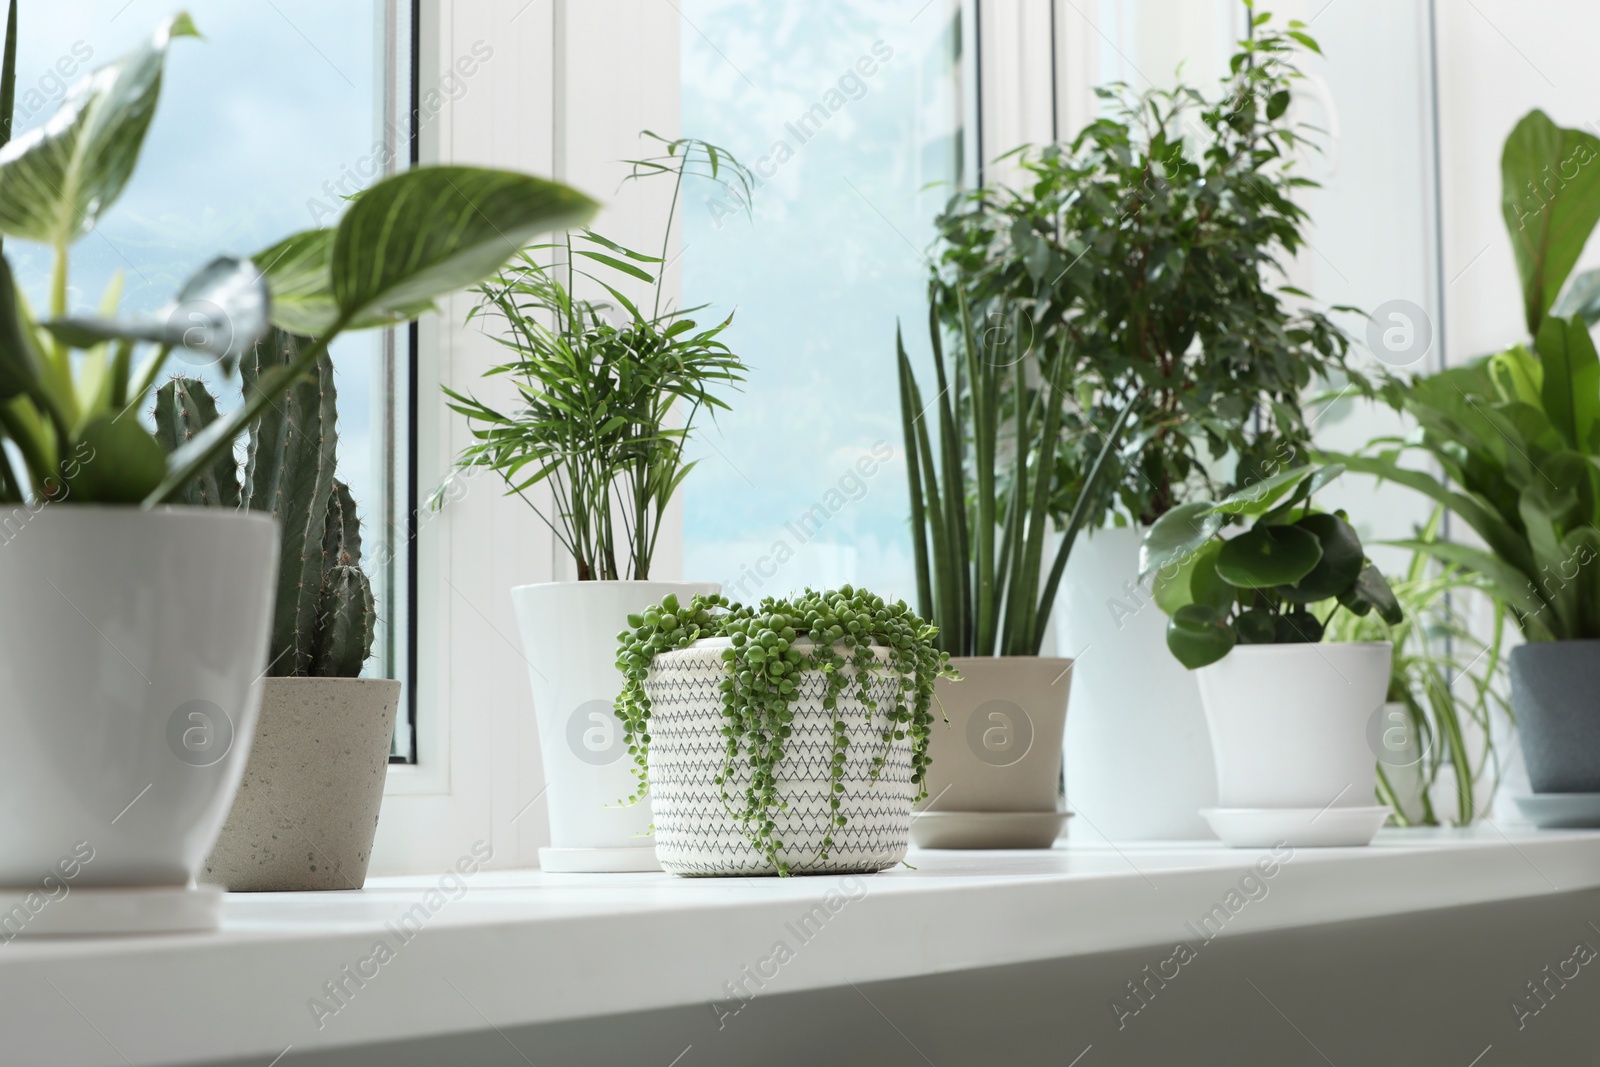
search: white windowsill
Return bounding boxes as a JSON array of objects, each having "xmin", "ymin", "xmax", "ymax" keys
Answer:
[{"xmin": 9, "ymin": 826, "xmax": 1599, "ymax": 1066}]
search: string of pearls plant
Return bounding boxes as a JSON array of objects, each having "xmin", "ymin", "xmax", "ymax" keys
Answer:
[{"xmin": 614, "ymin": 586, "xmax": 957, "ymax": 874}]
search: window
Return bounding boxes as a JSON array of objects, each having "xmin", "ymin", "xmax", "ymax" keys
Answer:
[
  {"xmin": 12, "ymin": 1, "xmax": 416, "ymax": 757},
  {"xmin": 679, "ymin": 0, "xmax": 971, "ymax": 606}
]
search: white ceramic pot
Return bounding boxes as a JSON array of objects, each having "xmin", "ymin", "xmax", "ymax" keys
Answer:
[
  {"xmin": 1198, "ymin": 642, "xmax": 1392, "ymax": 810},
  {"xmin": 1060, "ymin": 525, "xmax": 1216, "ymax": 839},
  {"xmin": 0, "ymin": 505, "xmax": 277, "ymax": 886},
  {"xmin": 510, "ymin": 580, "xmax": 718, "ymax": 872},
  {"xmin": 644, "ymin": 638, "xmax": 913, "ymax": 876},
  {"xmin": 205, "ymin": 677, "xmax": 401, "ymax": 891}
]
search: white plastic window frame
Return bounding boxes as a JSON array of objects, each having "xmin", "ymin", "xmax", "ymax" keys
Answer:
[{"xmin": 371, "ymin": 0, "xmax": 683, "ymax": 875}]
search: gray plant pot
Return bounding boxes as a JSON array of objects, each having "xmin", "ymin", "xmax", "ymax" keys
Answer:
[
  {"xmin": 1511, "ymin": 640, "xmax": 1600, "ymax": 793},
  {"xmin": 204, "ymin": 677, "xmax": 400, "ymax": 891}
]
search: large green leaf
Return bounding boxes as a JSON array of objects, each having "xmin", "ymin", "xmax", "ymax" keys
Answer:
[
  {"xmin": 1152, "ymin": 539, "xmax": 1229, "ymax": 615},
  {"xmin": 1389, "ymin": 537, "xmax": 1549, "ymax": 637},
  {"xmin": 1214, "ymin": 462, "xmax": 1317, "ymax": 519},
  {"xmin": 1553, "ymin": 266, "xmax": 1600, "ymax": 327},
  {"xmin": 1260, "ymin": 463, "xmax": 1345, "ymax": 525},
  {"xmin": 0, "ymin": 253, "xmax": 38, "ymax": 400},
  {"xmin": 42, "ymin": 255, "xmax": 268, "ymax": 365},
  {"xmin": 148, "ymin": 165, "xmax": 596, "ymax": 506},
  {"xmin": 253, "ymin": 229, "xmax": 339, "ymax": 335},
  {"xmin": 0, "ymin": 14, "xmax": 198, "ymax": 247},
  {"xmin": 1279, "ymin": 511, "xmax": 1363, "ymax": 602},
  {"xmin": 1166, "ymin": 603, "xmax": 1237, "ymax": 670},
  {"xmin": 1338, "ymin": 562, "xmax": 1404, "ymax": 626},
  {"xmin": 330, "ymin": 165, "xmax": 598, "ymax": 328},
  {"xmin": 1501, "ymin": 110, "xmax": 1600, "ymax": 336},
  {"xmin": 66, "ymin": 414, "xmax": 165, "ymax": 503},
  {"xmin": 1216, "ymin": 524, "xmax": 1323, "ymax": 589},
  {"xmin": 1488, "ymin": 343, "xmax": 1542, "ymax": 406},
  {"xmin": 1331, "ymin": 451, "xmax": 1534, "ymax": 578},
  {"xmin": 1535, "ymin": 313, "xmax": 1600, "ymax": 451},
  {"xmin": 1140, "ymin": 500, "xmax": 1223, "ymax": 579}
]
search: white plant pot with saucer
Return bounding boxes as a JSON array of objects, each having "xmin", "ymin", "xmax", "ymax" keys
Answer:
[
  {"xmin": 1060, "ymin": 525, "xmax": 1217, "ymax": 839},
  {"xmin": 1197, "ymin": 642, "xmax": 1393, "ymax": 847},
  {"xmin": 511, "ymin": 580, "xmax": 718, "ymax": 872},
  {"xmin": 0, "ymin": 505, "xmax": 277, "ymax": 934}
]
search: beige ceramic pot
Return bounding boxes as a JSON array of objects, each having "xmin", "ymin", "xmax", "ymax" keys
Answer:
[
  {"xmin": 918, "ymin": 656, "xmax": 1073, "ymax": 813},
  {"xmin": 204, "ymin": 677, "xmax": 400, "ymax": 891}
]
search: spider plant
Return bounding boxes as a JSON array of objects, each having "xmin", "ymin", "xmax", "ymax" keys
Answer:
[{"xmin": 1326, "ymin": 511, "xmax": 1512, "ymax": 826}]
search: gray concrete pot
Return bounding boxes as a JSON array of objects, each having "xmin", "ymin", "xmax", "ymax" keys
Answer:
[
  {"xmin": 204, "ymin": 677, "xmax": 400, "ymax": 891},
  {"xmin": 1512, "ymin": 640, "xmax": 1600, "ymax": 793}
]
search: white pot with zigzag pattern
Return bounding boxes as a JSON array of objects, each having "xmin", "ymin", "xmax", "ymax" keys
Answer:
[{"xmin": 644, "ymin": 638, "xmax": 915, "ymax": 876}]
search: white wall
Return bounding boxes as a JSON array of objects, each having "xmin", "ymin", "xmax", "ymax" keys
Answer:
[{"xmin": 1436, "ymin": 0, "xmax": 1600, "ymax": 358}]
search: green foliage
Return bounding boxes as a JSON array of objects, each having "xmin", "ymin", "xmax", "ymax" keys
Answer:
[
  {"xmin": 897, "ymin": 296, "xmax": 1141, "ymax": 657},
  {"xmin": 1326, "ymin": 513, "xmax": 1511, "ymax": 828},
  {"xmin": 1141, "ymin": 464, "xmax": 1401, "ymax": 669},
  {"xmin": 1330, "ymin": 110, "xmax": 1600, "ymax": 643},
  {"xmin": 442, "ymin": 135, "xmax": 747, "ymax": 580},
  {"xmin": 614, "ymin": 586, "xmax": 956, "ymax": 876},
  {"xmin": 1500, "ymin": 110, "xmax": 1600, "ymax": 337},
  {"xmin": 0, "ymin": 11, "xmax": 595, "ymax": 510},
  {"xmin": 152, "ymin": 334, "xmax": 376, "ymax": 678},
  {"xmin": 930, "ymin": 12, "xmax": 1363, "ymax": 527}
]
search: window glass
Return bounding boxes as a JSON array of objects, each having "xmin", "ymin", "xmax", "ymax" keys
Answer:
[
  {"xmin": 10, "ymin": 3, "xmax": 410, "ymax": 714},
  {"xmin": 679, "ymin": 1, "xmax": 967, "ymax": 605}
]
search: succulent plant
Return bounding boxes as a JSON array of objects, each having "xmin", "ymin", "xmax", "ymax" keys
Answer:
[{"xmin": 154, "ymin": 328, "xmax": 376, "ymax": 678}]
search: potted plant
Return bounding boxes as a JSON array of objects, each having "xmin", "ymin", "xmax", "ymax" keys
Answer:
[
  {"xmin": 1140, "ymin": 464, "xmax": 1402, "ymax": 847},
  {"xmin": 1333, "ymin": 109, "xmax": 1600, "ymax": 827},
  {"xmin": 614, "ymin": 587, "xmax": 955, "ymax": 876},
  {"xmin": 0, "ymin": 8, "xmax": 593, "ymax": 926},
  {"xmin": 152, "ymin": 336, "xmax": 398, "ymax": 892},
  {"xmin": 895, "ymin": 297, "xmax": 1140, "ymax": 848},
  {"xmin": 442, "ymin": 136, "xmax": 749, "ymax": 872},
  {"xmin": 930, "ymin": 10, "xmax": 1367, "ymax": 838},
  {"xmin": 1323, "ymin": 512, "xmax": 1512, "ymax": 828}
]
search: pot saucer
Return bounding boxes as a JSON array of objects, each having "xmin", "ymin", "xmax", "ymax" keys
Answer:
[
  {"xmin": 1200, "ymin": 806, "xmax": 1389, "ymax": 848},
  {"xmin": 909, "ymin": 811, "xmax": 1070, "ymax": 849},
  {"xmin": 0, "ymin": 884, "xmax": 223, "ymax": 936},
  {"xmin": 1514, "ymin": 793, "xmax": 1600, "ymax": 829}
]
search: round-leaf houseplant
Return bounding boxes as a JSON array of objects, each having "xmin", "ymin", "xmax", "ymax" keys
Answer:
[
  {"xmin": 1140, "ymin": 465, "xmax": 1402, "ymax": 847},
  {"xmin": 615, "ymin": 587, "xmax": 956, "ymax": 876},
  {"xmin": 442, "ymin": 135, "xmax": 751, "ymax": 872}
]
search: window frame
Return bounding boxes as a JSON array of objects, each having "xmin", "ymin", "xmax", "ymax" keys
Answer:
[{"xmin": 371, "ymin": 0, "xmax": 684, "ymax": 874}]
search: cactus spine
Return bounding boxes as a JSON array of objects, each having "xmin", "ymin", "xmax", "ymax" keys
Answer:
[{"xmin": 153, "ymin": 327, "xmax": 377, "ymax": 678}]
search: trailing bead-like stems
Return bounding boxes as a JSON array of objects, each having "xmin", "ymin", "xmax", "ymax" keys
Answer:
[{"xmin": 615, "ymin": 587, "xmax": 957, "ymax": 876}]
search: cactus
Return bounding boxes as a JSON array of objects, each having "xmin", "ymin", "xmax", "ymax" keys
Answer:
[
  {"xmin": 153, "ymin": 327, "xmax": 378, "ymax": 678},
  {"xmin": 152, "ymin": 378, "xmax": 241, "ymax": 508}
]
